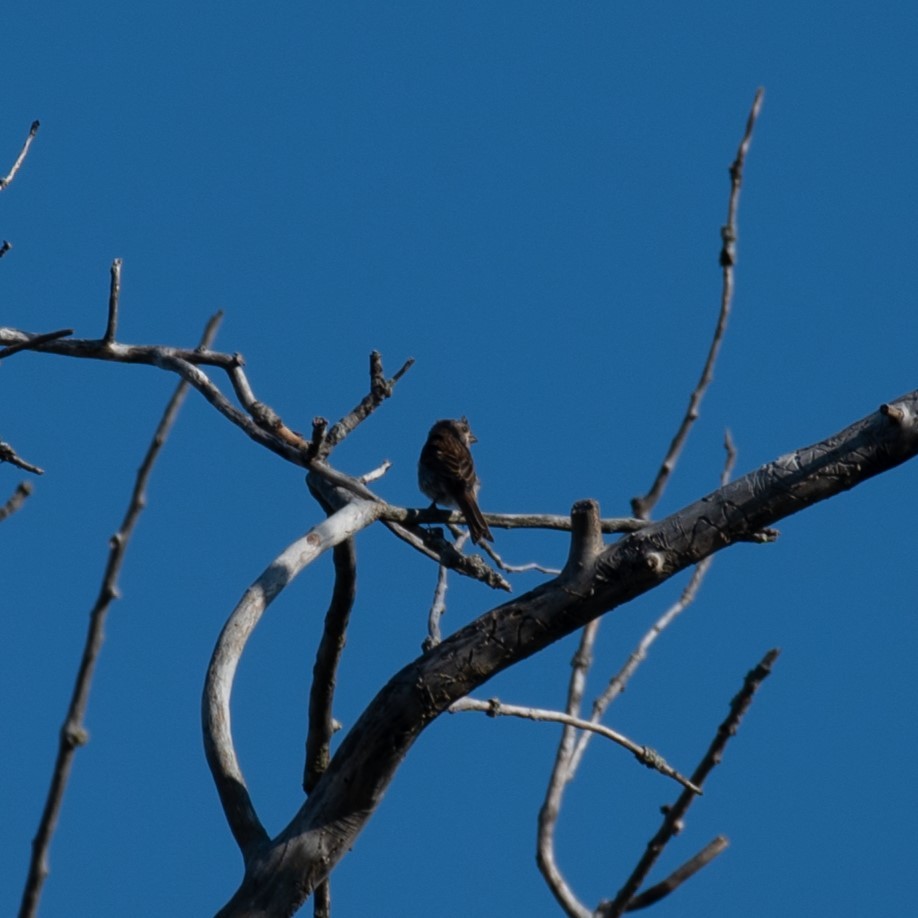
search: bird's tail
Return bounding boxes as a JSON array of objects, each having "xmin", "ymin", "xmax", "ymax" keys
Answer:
[{"xmin": 460, "ymin": 493, "xmax": 494, "ymax": 545}]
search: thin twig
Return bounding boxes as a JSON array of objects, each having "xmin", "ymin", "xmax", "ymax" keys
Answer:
[
  {"xmin": 103, "ymin": 258, "xmax": 122, "ymax": 344},
  {"xmin": 599, "ymin": 648, "xmax": 780, "ymax": 917},
  {"xmin": 0, "ymin": 120, "xmax": 40, "ymax": 190},
  {"xmin": 0, "ymin": 440, "xmax": 45, "ymax": 475},
  {"xmin": 18, "ymin": 312, "xmax": 223, "ymax": 918},
  {"xmin": 451, "ymin": 697, "xmax": 700, "ymax": 794},
  {"xmin": 632, "ymin": 89, "xmax": 764, "ymax": 520},
  {"xmin": 0, "ymin": 481, "xmax": 33, "ymax": 521}
]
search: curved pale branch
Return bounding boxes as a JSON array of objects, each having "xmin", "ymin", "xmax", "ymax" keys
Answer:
[
  {"xmin": 214, "ymin": 390, "xmax": 918, "ymax": 915},
  {"xmin": 202, "ymin": 498, "xmax": 384, "ymax": 857}
]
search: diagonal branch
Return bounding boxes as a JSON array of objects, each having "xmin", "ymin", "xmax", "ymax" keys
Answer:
[
  {"xmin": 1, "ymin": 120, "xmax": 40, "ymax": 190},
  {"xmin": 0, "ymin": 481, "xmax": 33, "ymax": 521},
  {"xmin": 18, "ymin": 311, "xmax": 222, "ymax": 918}
]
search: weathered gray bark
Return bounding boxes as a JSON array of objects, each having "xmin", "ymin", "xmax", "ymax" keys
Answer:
[{"xmin": 217, "ymin": 392, "xmax": 918, "ymax": 917}]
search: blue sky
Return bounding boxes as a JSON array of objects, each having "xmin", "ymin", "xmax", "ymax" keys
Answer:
[{"xmin": 3, "ymin": 3, "xmax": 917, "ymax": 916}]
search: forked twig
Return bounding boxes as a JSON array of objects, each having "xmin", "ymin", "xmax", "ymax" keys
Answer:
[
  {"xmin": 19, "ymin": 312, "xmax": 224, "ymax": 918},
  {"xmin": 598, "ymin": 649, "xmax": 780, "ymax": 916},
  {"xmin": 314, "ymin": 351, "xmax": 415, "ymax": 458},
  {"xmin": 623, "ymin": 836, "xmax": 729, "ymax": 910},
  {"xmin": 632, "ymin": 89, "xmax": 764, "ymax": 520}
]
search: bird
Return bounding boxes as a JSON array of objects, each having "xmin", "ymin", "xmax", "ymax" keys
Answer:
[{"xmin": 418, "ymin": 417, "xmax": 494, "ymax": 545}]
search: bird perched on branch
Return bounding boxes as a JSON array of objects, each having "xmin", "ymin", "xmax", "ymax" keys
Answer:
[{"xmin": 418, "ymin": 417, "xmax": 494, "ymax": 545}]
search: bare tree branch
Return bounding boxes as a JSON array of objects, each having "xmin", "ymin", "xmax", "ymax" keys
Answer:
[
  {"xmin": 0, "ymin": 480, "xmax": 33, "ymax": 521},
  {"xmin": 315, "ymin": 350, "xmax": 415, "ymax": 459},
  {"xmin": 202, "ymin": 497, "xmax": 386, "ymax": 858},
  {"xmin": 450, "ymin": 696, "xmax": 701, "ymax": 794},
  {"xmin": 18, "ymin": 311, "xmax": 223, "ymax": 918},
  {"xmin": 623, "ymin": 836, "xmax": 729, "ymax": 911},
  {"xmin": 598, "ymin": 649, "xmax": 780, "ymax": 916},
  {"xmin": 0, "ymin": 120, "xmax": 40, "ymax": 191},
  {"xmin": 214, "ymin": 390, "xmax": 918, "ymax": 915},
  {"xmin": 632, "ymin": 89, "xmax": 764, "ymax": 520},
  {"xmin": 0, "ymin": 440, "xmax": 45, "ymax": 475}
]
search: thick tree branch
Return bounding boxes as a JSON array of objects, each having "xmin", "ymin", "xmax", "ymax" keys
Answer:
[{"xmin": 215, "ymin": 390, "xmax": 918, "ymax": 915}]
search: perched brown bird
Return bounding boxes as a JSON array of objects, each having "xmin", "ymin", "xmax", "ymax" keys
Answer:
[{"xmin": 418, "ymin": 417, "xmax": 494, "ymax": 545}]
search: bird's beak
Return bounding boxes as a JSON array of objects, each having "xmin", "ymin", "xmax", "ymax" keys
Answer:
[{"xmin": 469, "ymin": 433, "xmax": 478, "ymax": 443}]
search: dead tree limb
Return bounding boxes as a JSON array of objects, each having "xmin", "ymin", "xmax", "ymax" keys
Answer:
[{"xmin": 213, "ymin": 390, "xmax": 918, "ymax": 916}]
